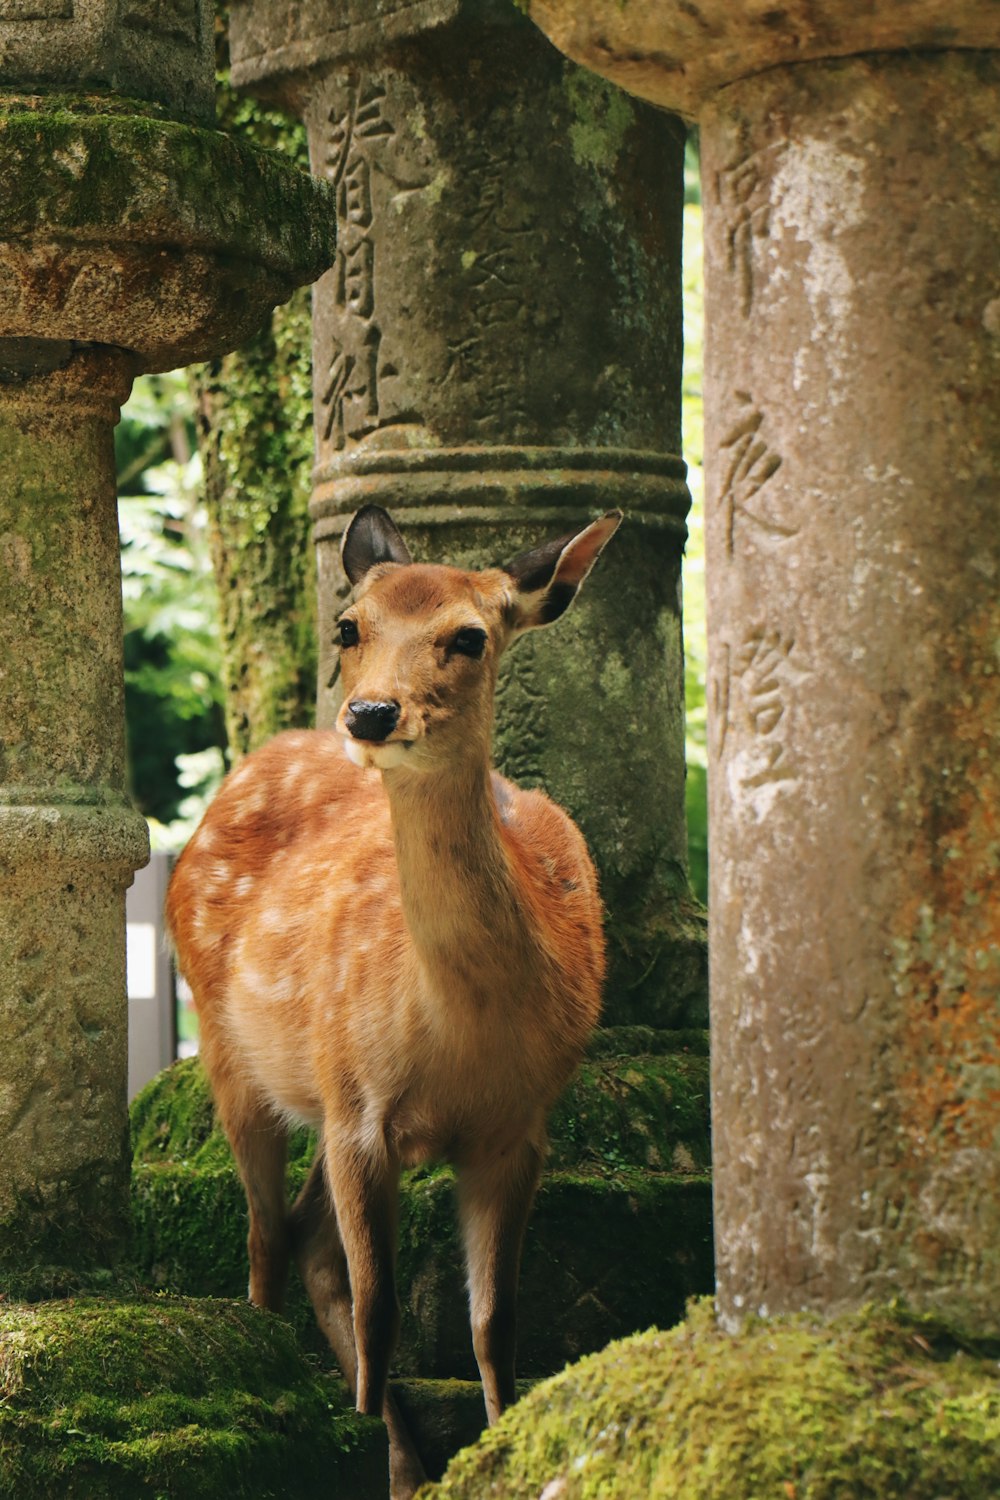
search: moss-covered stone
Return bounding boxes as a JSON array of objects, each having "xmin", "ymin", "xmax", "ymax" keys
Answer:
[
  {"xmin": 390, "ymin": 1378, "xmax": 533, "ymax": 1483},
  {"xmin": 131, "ymin": 1049, "xmax": 711, "ymax": 1176},
  {"xmin": 0, "ymin": 104, "xmax": 336, "ymax": 367},
  {"xmin": 0, "ymin": 1294, "xmax": 387, "ymax": 1498},
  {"xmin": 0, "ymin": 105, "xmax": 333, "ymax": 272},
  {"xmin": 420, "ymin": 1301, "xmax": 1000, "ymax": 1499},
  {"xmin": 549, "ymin": 1051, "xmax": 710, "ymax": 1174}
]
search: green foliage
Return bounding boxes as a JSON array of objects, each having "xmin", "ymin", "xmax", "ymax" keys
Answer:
[
  {"xmin": 682, "ymin": 133, "xmax": 708, "ymax": 904},
  {"xmin": 117, "ymin": 374, "xmax": 227, "ymax": 845}
]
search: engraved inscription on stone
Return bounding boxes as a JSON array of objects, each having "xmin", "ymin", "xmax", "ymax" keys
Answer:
[
  {"xmin": 709, "ymin": 642, "xmax": 731, "ymax": 762},
  {"xmin": 120, "ymin": 0, "xmax": 198, "ymax": 44},
  {"xmin": 717, "ymin": 142, "xmax": 784, "ymax": 318},
  {"xmin": 321, "ymin": 77, "xmax": 397, "ymax": 449},
  {"xmin": 731, "ymin": 624, "xmax": 809, "ymax": 793},
  {"xmin": 0, "ymin": 0, "xmax": 73, "ymax": 17},
  {"xmin": 717, "ymin": 391, "xmax": 788, "ymax": 558}
]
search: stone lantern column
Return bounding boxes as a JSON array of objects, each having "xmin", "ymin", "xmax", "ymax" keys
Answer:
[
  {"xmin": 527, "ymin": 2, "xmax": 1000, "ymax": 1333},
  {"xmin": 229, "ymin": 0, "xmax": 706, "ymax": 1028},
  {"xmin": 0, "ymin": 11, "xmax": 335, "ymax": 1284}
]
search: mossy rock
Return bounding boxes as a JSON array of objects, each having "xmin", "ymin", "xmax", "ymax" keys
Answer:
[
  {"xmin": 549, "ymin": 1050, "xmax": 710, "ymax": 1174},
  {"xmin": 420, "ymin": 1300, "xmax": 1000, "ymax": 1499},
  {"xmin": 0, "ymin": 1294, "xmax": 387, "ymax": 1498},
  {"xmin": 390, "ymin": 1378, "xmax": 533, "ymax": 1483}
]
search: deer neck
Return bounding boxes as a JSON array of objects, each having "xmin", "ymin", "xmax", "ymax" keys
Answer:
[{"xmin": 383, "ymin": 758, "xmax": 533, "ymax": 995}]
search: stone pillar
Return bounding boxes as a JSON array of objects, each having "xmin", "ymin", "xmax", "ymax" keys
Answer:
[
  {"xmin": 0, "ymin": 345, "xmax": 147, "ymax": 1273},
  {"xmin": 230, "ymin": 0, "xmax": 705, "ymax": 1026},
  {"xmin": 525, "ymin": 3, "xmax": 1000, "ymax": 1332},
  {"xmin": 0, "ymin": 11, "xmax": 335, "ymax": 1283},
  {"xmin": 701, "ymin": 51, "xmax": 1000, "ymax": 1334}
]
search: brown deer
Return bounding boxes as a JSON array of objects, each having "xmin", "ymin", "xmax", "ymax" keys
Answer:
[{"xmin": 166, "ymin": 504, "xmax": 620, "ymax": 1498}]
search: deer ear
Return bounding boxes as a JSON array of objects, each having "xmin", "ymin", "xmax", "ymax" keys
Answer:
[
  {"xmin": 503, "ymin": 511, "xmax": 622, "ymax": 632},
  {"xmin": 341, "ymin": 505, "xmax": 412, "ymax": 586}
]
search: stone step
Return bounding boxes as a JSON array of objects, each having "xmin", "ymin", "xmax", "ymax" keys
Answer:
[{"xmin": 389, "ymin": 1377, "xmax": 532, "ymax": 1484}]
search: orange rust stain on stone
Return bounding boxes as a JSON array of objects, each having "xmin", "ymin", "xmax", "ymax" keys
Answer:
[{"xmin": 891, "ymin": 607, "xmax": 1000, "ymax": 1164}]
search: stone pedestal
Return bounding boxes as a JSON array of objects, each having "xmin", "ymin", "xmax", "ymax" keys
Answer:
[
  {"xmin": 526, "ymin": 2, "xmax": 1000, "ymax": 1333},
  {"xmin": 230, "ymin": 0, "xmax": 706, "ymax": 1026},
  {"xmin": 0, "ymin": 20, "xmax": 335, "ymax": 1283}
]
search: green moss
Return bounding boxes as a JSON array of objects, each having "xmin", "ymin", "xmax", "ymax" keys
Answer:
[
  {"xmin": 586, "ymin": 1025, "xmax": 710, "ymax": 1058},
  {"xmin": 0, "ymin": 108, "xmax": 334, "ymax": 278},
  {"xmin": 550, "ymin": 1052, "xmax": 710, "ymax": 1173},
  {"xmin": 422, "ymin": 1301, "xmax": 1000, "ymax": 1499},
  {"xmin": 131, "ymin": 1057, "xmax": 315, "ymax": 1172},
  {"xmin": 391, "ymin": 1378, "xmax": 535, "ymax": 1482},
  {"xmin": 564, "ymin": 69, "xmax": 635, "ymax": 176},
  {"xmin": 0, "ymin": 1295, "xmax": 386, "ymax": 1498}
]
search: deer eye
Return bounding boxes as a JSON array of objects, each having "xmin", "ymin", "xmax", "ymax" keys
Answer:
[
  {"xmin": 338, "ymin": 617, "xmax": 359, "ymax": 648},
  {"xmin": 452, "ymin": 627, "xmax": 486, "ymax": 659}
]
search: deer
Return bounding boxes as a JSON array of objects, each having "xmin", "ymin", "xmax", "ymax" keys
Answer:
[{"xmin": 166, "ymin": 503, "xmax": 621, "ymax": 1498}]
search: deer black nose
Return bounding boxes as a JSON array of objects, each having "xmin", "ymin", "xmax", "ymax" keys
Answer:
[{"xmin": 345, "ymin": 699, "xmax": 400, "ymax": 743}]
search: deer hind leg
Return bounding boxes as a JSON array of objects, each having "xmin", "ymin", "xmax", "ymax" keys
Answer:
[
  {"xmin": 291, "ymin": 1141, "xmax": 426, "ymax": 1500},
  {"xmin": 457, "ymin": 1140, "xmax": 543, "ymax": 1424}
]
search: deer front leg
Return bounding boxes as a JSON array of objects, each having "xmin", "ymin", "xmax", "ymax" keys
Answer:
[
  {"xmin": 457, "ymin": 1139, "xmax": 543, "ymax": 1424},
  {"xmin": 292, "ymin": 1147, "xmax": 425, "ymax": 1500},
  {"xmin": 324, "ymin": 1139, "xmax": 401, "ymax": 1413}
]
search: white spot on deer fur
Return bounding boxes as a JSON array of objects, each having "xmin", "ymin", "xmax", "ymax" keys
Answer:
[{"xmin": 232, "ymin": 875, "xmax": 255, "ymax": 899}]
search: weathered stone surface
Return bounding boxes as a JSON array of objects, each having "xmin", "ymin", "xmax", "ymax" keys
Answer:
[
  {"xmin": 230, "ymin": 0, "xmax": 517, "ymax": 102},
  {"xmin": 0, "ymin": 21, "xmax": 335, "ymax": 1286},
  {"xmin": 702, "ymin": 52, "xmax": 1000, "ymax": 1332},
  {"xmin": 0, "ymin": 1295, "xmax": 388, "ymax": 1498},
  {"xmin": 0, "ymin": 0, "xmax": 216, "ymax": 123},
  {"xmin": 423, "ymin": 1302, "xmax": 1000, "ymax": 1498},
  {"xmin": 0, "ymin": 103, "xmax": 337, "ymax": 369},
  {"xmin": 526, "ymin": 0, "xmax": 1000, "ymax": 119}
]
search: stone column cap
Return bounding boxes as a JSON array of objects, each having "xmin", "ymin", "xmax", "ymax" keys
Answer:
[
  {"xmin": 229, "ymin": 0, "xmax": 518, "ymax": 101},
  {"xmin": 526, "ymin": 0, "xmax": 1000, "ymax": 117},
  {"xmin": 0, "ymin": 102, "xmax": 337, "ymax": 369}
]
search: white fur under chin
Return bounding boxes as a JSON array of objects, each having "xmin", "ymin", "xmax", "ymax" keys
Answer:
[{"xmin": 342, "ymin": 736, "xmax": 411, "ymax": 771}]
